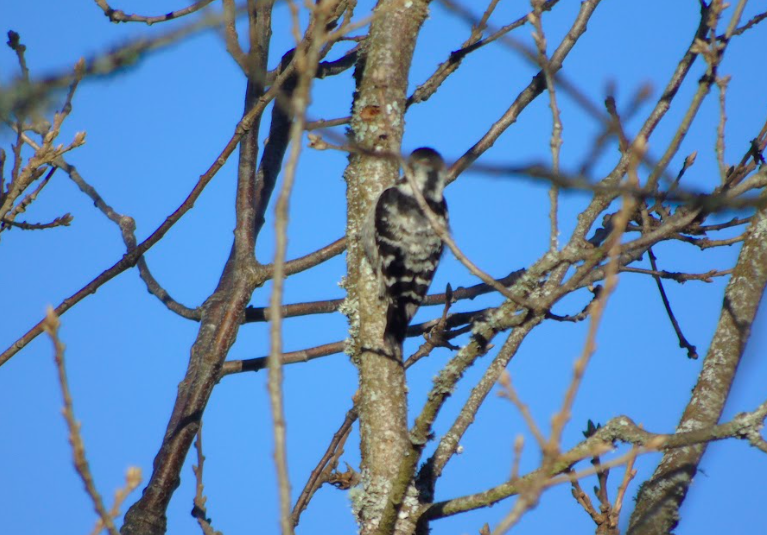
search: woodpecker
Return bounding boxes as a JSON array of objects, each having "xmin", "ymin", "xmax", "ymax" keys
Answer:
[{"xmin": 363, "ymin": 147, "xmax": 449, "ymax": 349}]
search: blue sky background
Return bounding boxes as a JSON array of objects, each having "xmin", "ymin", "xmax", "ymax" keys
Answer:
[{"xmin": 1, "ymin": 1, "xmax": 766, "ymax": 534}]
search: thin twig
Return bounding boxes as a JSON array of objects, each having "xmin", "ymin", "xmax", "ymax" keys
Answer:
[
  {"xmin": 569, "ymin": 476, "xmax": 600, "ymax": 525},
  {"xmin": 1, "ymin": 58, "xmax": 86, "ymax": 230},
  {"xmin": 648, "ymin": 249, "xmax": 698, "ymax": 359},
  {"xmin": 510, "ymin": 435, "xmax": 524, "ymax": 481},
  {"xmin": 221, "ymin": 340, "xmax": 345, "ymax": 376},
  {"xmin": 12, "ymin": 129, "xmax": 200, "ymax": 319},
  {"xmin": 610, "ymin": 445, "xmax": 638, "ymax": 528},
  {"xmin": 223, "ymin": 0, "xmax": 249, "ymax": 73},
  {"xmin": 3, "ymin": 10, "xmax": 241, "ymax": 118},
  {"xmin": 620, "ymin": 266, "xmax": 732, "ymax": 283},
  {"xmin": 577, "ymin": 84, "xmax": 652, "ymax": 177},
  {"xmin": 89, "ymin": 467, "xmax": 143, "ymax": 535},
  {"xmin": 291, "ymin": 404, "xmax": 358, "ymax": 525},
  {"xmin": 727, "ymin": 10, "xmax": 767, "ymax": 37},
  {"xmin": 449, "ymin": 0, "xmax": 602, "ymax": 181},
  {"xmin": 644, "ymin": 2, "xmax": 726, "ymax": 194},
  {"xmin": 408, "ymin": 0, "xmax": 531, "ymax": 106},
  {"xmin": 43, "ymin": 308, "xmax": 119, "ymax": 535},
  {"xmin": 191, "ymin": 425, "xmax": 220, "ymax": 535},
  {"xmin": 93, "ymin": 0, "xmax": 216, "ymax": 24},
  {"xmin": 423, "ymin": 400, "xmax": 767, "ymax": 521},
  {"xmin": 549, "ymin": 137, "xmax": 645, "ymax": 457},
  {"xmin": 267, "ymin": 3, "xmax": 339, "ymax": 533},
  {"xmin": 2, "ymin": 214, "xmax": 72, "ymax": 230},
  {"xmin": 243, "ymin": 266, "xmax": 522, "ymax": 323},
  {"xmin": 497, "ymin": 371, "xmax": 546, "ymax": 449},
  {"xmin": 0, "ymin": 35, "xmax": 301, "ymax": 367},
  {"xmin": 545, "ymin": 288, "xmax": 600, "ymax": 324},
  {"xmin": 529, "ymin": 0, "xmax": 563, "ymax": 252},
  {"xmin": 715, "ymin": 76, "xmax": 731, "ymax": 182}
]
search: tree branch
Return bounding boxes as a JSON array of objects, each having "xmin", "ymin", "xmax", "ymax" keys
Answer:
[
  {"xmin": 119, "ymin": 2, "xmax": 275, "ymax": 533},
  {"xmin": 422, "ymin": 402, "xmax": 767, "ymax": 521},
  {"xmin": 93, "ymin": 0, "xmax": 216, "ymax": 25},
  {"xmin": 628, "ymin": 199, "xmax": 767, "ymax": 533}
]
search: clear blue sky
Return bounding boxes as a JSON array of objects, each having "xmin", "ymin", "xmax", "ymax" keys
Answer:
[{"xmin": 1, "ymin": 1, "xmax": 766, "ymax": 534}]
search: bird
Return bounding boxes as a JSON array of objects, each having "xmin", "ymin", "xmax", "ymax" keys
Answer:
[{"xmin": 363, "ymin": 147, "xmax": 449, "ymax": 352}]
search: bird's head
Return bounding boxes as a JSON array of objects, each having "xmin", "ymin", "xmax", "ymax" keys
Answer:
[{"xmin": 405, "ymin": 147, "xmax": 447, "ymax": 201}]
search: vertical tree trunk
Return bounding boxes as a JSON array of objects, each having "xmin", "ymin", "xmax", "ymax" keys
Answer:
[{"xmin": 343, "ymin": 2, "xmax": 432, "ymax": 534}]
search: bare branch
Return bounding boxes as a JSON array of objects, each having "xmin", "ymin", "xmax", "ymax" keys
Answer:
[
  {"xmin": 647, "ymin": 249, "xmax": 698, "ymax": 359},
  {"xmin": 629, "ymin": 196, "xmax": 767, "ymax": 533},
  {"xmin": 265, "ymin": 2, "xmax": 352, "ymax": 532},
  {"xmin": 0, "ymin": 19, "xmax": 305, "ymax": 367},
  {"xmin": 43, "ymin": 308, "xmax": 119, "ymax": 535},
  {"xmin": 291, "ymin": 404, "xmax": 358, "ymax": 526},
  {"xmin": 620, "ymin": 266, "xmax": 732, "ymax": 283},
  {"xmin": 191, "ymin": 425, "xmax": 221, "ymax": 535},
  {"xmin": 727, "ymin": 10, "xmax": 767, "ymax": 37},
  {"xmin": 93, "ymin": 0, "xmax": 216, "ymax": 24},
  {"xmin": 529, "ymin": 0, "xmax": 563, "ymax": 252},
  {"xmin": 89, "ymin": 467, "xmax": 143, "ymax": 535},
  {"xmin": 422, "ymin": 402, "xmax": 767, "ymax": 521},
  {"xmin": 450, "ymin": 0, "xmax": 602, "ymax": 181},
  {"xmin": 2, "ymin": 10, "xmax": 239, "ymax": 118},
  {"xmin": 223, "ymin": 0, "xmax": 249, "ymax": 73}
]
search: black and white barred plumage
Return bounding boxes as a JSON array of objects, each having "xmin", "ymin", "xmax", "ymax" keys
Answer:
[{"xmin": 363, "ymin": 147, "xmax": 449, "ymax": 348}]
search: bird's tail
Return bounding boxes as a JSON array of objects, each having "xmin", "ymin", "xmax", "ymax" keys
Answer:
[{"xmin": 384, "ymin": 305, "xmax": 408, "ymax": 360}]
